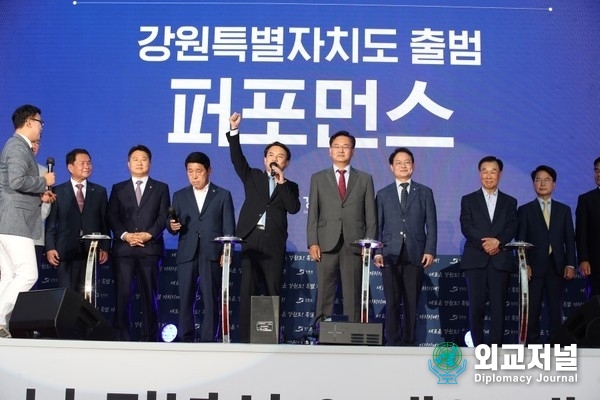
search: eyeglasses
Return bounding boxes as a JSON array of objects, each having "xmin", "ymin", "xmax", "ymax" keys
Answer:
[
  {"xmin": 534, "ymin": 178, "xmax": 553, "ymax": 184},
  {"xmin": 30, "ymin": 118, "xmax": 44, "ymax": 127},
  {"xmin": 331, "ymin": 145, "xmax": 352, "ymax": 151}
]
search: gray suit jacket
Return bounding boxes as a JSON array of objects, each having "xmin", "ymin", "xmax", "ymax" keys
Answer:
[
  {"xmin": 375, "ymin": 180, "xmax": 437, "ymax": 266},
  {"xmin": 307, "ymin": 166, "xmax": 376, "ymax": 251},
  {"xmin": 0, "ymin": 134, "xmax": 47, "ymax": 240},
  {"xmin": 35, "ymin": 163, "xmax": 51, "ymax": 246}
]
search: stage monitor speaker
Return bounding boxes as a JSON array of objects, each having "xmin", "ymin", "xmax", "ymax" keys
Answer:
[
  {"xmin": 9, "ymin": 288, "xmax": 115, "ymax": 340},
  {"xmin": 319, "ymin": 321, "xmax": 383, "ymax": 345},
  {"xmin": 250, "ymin": 296, "xmax": 279, "ymax": 344},
  {"xmin": 551, "ymin": 295, "xmax": 600, "ymax": 348}
]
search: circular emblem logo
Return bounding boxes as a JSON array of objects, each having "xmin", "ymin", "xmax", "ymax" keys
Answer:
[{"xmin": 432, "ymin": 342, "xmax": 462, "ymax": 371}]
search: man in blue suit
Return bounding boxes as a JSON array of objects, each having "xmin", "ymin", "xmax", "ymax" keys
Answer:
[
  {"xmin": 45, "ymin": 149, "xmax": 110, "ymax": 293},
  {"xmin": 107, "ymin": 145, "xmax": 170, "ymax": 341},
  {"xmin": 517, "ymin": 165, "xmax": 575, "ymax": 344},
  {"xmin": 374, "ymin": 147, "xmax": 437, "ymax": 346},
  {"xmin": 167, "ymin": 152, "xmax": 235, "ymax": 342},
  {"xmin": 460, "ymin": 155, "xmax": 517, "ymax": 346}
]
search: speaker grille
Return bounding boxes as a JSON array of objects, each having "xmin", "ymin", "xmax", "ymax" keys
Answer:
[
  {"xmin": 9, "ymin": 288, "xmax": 114, "ymax": 340},
  {"xmin": 319, "ymin": 322, "xmax": 383, "ymax": 345}
]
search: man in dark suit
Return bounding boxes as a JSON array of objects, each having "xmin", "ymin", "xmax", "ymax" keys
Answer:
[
  {"xmin": 0, "ymin": 105, "xmax": 55, "ymax": 338},
  {"xmin": 576, "ymin": 156, "xmax": 600, "ymax": 300},
  {"xmin": 459, "ymin": 155, "xmax": 517, "ymax": 346},
  {"xmin": 46, "ymin": 149, "xmax": 110, "ymax": 293},
  {"xmin": 167, "ymin": 152, "xmax": 235, "ymax": 342},
  {"xmin": 107, "ymin": 145, "xmax": 170, "ymax": 341},
  {"xmin": 518, "ymin": 165, "xmax": 576, "ymax": 344},
  {"xmin": 307, "ymin": 131, "xmax": 377, "ymax": 323},
  {"xmin": 226, "ymin": 112, "xmax": 301, "ymax": 343},
  {"xmin": 374, "ymin": 147, "xmax": 437, "ymax": 346}
]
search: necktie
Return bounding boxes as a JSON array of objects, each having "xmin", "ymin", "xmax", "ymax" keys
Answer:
[
  {"xmin": 543, "ymin": 200, "xmax": 552, "ymax": 254},
  {"xmin": 135, "ymin": 180, "xmax": 143, "ymax": 206},
  {"xmin": 269, "ymin": 175, "xmax": 275, "ymax": 197},
  {"xmin": 400, "ymin": 182, "xmax": 409, "ymax": 211},
  {"xmin": 486, "ymin": 194, "xmax": 495, "ymax": 220},
  {"xmin": 338, "ymin": 169, "xmax": 346, "ymax": 199},
  {"xmin": 75, "ymin": 183, "xmax": 84, "ymax": 212},
  {"xmin": 258, "ymin": 175, "xmax": 275, "ymax": 227}
]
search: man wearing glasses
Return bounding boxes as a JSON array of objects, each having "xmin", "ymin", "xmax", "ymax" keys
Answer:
[
  {"xmin": 0, "ymin": 105, "xmax": 56, "ymax": 338},
  {"xmin": 307, "ymin": 131, "xmax": 377, "ymax": 323},
  {"xmin": 517, "ymin": 165, "xmax": 575, "ymax": 344}
]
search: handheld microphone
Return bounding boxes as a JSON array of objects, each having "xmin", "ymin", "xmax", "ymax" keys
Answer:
[
  {"xmin": 46, "ymin": 157, "xmax": 55, "ymax": 173},
  {"xmin": 168, "ymin": 206, "xmax": 179, "ymax": 223},
  {"xmin": 269, "ymin": 162, "xmax": 278, "ymax": 177},
  {"xmin": 46, "ymin": 157, "xmax": 55, "ymax": 191}
]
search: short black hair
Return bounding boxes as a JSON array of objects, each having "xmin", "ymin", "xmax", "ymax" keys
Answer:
[
  {"xmin": 388, "ymin": 147, "xmax": 414, "ymax": 165},
  {"xmin": 128, "ymin": 144, "xmax": 152, "ymax": 161},
  {"xmin": 185, "ymin": 151, "xmax": 211, "ymax": 170},
  {"xmin": 329, "ymin": 130, "xmax": 356, "ymax": 148},
  {"xmin": 66, "ymin": 148, "xmax": 91, "ymax": 166},
  {"xmin": 264, "ymin": 141, "xmax": 291, "ymax": 161},
  {"xmin": 478, "ymin": 155, "xmax": 503, "ymax": 171},
  {"xmin": 530, "ymin": 165, "xmax": 557, "ymax": 182},
  {"xmin": 594, "ymin": 156, "xmax": 600, "ymax": 167},
  {"xmin": 12, "ymin": 104, "xmax": 41, "ymax": 129}
]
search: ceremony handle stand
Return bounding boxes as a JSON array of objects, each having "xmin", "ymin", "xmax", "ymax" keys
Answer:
[
  {"xmin": 213, "ymin": 236, "xmax": 243, "ymax": 343},
  {"xmin": 351, "ymin": 239, "xmax": 383, "ymax": 323},
  {"xmin": 505, "ymin": 241, "xmax": 534, "ymax": 344},
  {"xmin": 81, "ymin": 233, "xmax": 111, "ymax": 307}
]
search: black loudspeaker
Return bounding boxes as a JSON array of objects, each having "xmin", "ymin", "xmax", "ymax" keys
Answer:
[
  {"xmin": 551, "ymin": 295, "xmax": 600, "ymax": 348},
  {"xmin": 9, "ymin": 288, "xmax": 115, "ymax": 340},
  {"xmin": 250, "ymin": 296, "xmax": 279, "ymax": 344},
  {"xmin": 319, "ymin": 321, "xmax": 383, "ymax": 345}
]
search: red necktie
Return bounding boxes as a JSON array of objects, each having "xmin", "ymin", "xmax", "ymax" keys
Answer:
[
  {"xmin": 338, "ymin": 169, "xmax": 346, "ymax": 199},
  {"xmin": 75, "ymin": 183, "xmax": 84, "ymax": 212}
]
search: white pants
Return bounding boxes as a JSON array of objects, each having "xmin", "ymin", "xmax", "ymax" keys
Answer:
[{"xmin": 0, "ymin": 234, "xmax": 38, "ymax": 326}]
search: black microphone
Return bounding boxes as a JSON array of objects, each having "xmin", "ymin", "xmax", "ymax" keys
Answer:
[
  {"xmin": 168, "ymin": 206, "xmax": 179, "ymax": 223},
  {"xmin": 269, "ymin": 162, "xmax": 278, "ymax": 177},
  {"xmin": 46, "ymin": 156, "xmax": 54, "ymax": 173},
  {"xmin": 46, "ymin": 157, "xmax": 55, "ymax": 191}
]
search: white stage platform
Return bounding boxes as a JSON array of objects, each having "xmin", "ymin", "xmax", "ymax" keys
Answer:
[{"xmin": 1, "ymin": 339, "xmax": 598, "ymax": 400}]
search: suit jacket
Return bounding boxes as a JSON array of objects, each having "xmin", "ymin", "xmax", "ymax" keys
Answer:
[
  {"xmin": 576, "ymin": 188, "xmax": 600, "ymax": 266},
  {"xmin": 0, "ymin": 134, "xmax": 47, "ymax": 240},
  {"xmin": 167, "ymin": 182, "xmax": 235, "ymax": 264},
  {"xmin": 375, "ymin": 180, "xmax": 437, "ymax": 266},
  {"xmin": 35, "ymin": 163, "xmax": 51, "ymax": 247},
  {"xmin": 517, "ymin": 199, "xmax": 576, "ymax": 277},
  {"xmin": 459, "ymin": 188, "xmax": 518, "ymax": 271},
  {"xmin": 45, "ymin": 180, "xmax": 110, "ymax": 260},
  {"xmin": 307, "ymin": 166, "xmax": 377, "ymax": 252},
  {"xmin": 107, "ymin": 177, "xmax": 170, "ymax": 257},
  {"xmin": 226, "ymin": 132, "xmax": 300, "ymax": 244}
]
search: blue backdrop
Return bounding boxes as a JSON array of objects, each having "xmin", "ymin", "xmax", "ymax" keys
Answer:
[{"xmin": 2, "ymin": 0, "xmax": 598, "ymax": 343}]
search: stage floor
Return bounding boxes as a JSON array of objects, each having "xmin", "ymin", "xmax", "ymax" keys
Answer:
[{"xmin": 1, "ymin": 339, "xmax": 598, "ymax": 400}]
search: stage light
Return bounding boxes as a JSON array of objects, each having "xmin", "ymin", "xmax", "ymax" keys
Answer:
[
  {"xmin": 464, "ymin": 331, "xmax": 474, "ymax": 348},
  {"xmin": 161, "ymin": 324, "xmax": 178, "ymax": 342}
]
